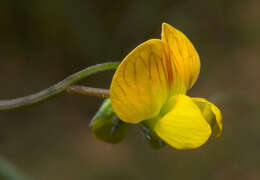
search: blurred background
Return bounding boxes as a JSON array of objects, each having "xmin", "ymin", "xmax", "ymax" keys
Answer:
[{"xmin": 0, "ymin": 0, "xmax": 259, "ymax": 179}]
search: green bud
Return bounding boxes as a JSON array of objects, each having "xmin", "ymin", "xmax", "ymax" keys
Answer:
[
  {"xmin": 139, "ymin": 123, "xmax": 166, "ymax": 150},
  {"xmin": 90, "ymin": 99, "xmax": 128, "ymax": 144}
]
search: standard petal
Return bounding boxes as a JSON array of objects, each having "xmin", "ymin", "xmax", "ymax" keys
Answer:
[
  {"xmin": 192, "ymin": 97, "xmax": 223, "ymax": 138},
  {"xmin": 110, "ymin": 39, "xmax": 186, "ymax": 124},
  {"xmin": 152, "ymin": 95, "xmax": 211, "ymax": 150},
  {"xmin": 161, "ymin": 23, "xmax": 200, "ymax": 89}
]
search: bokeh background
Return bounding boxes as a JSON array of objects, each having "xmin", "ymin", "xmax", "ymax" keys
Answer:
[{"xmin": 0, "ymin": 0, "xmax": 260, "ymax": 179}]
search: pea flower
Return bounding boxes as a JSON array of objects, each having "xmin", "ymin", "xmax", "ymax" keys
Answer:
[{"xmin": 110, "ymin": 23, "xmax": 222, "ymax": 150}]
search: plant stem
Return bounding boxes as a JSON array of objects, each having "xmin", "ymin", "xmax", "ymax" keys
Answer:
[
  {"xmin": 67, "ymin": 86, "xmax": 110, "ymax": 98},
  {"xmin": 0, "ymin": 156, "xmax": 31, "ymax": 180},
  {"xmin": 0, "ymin": 62, "xmax": 119, "ymax": 111}
]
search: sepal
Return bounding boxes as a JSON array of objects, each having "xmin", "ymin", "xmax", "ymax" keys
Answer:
[
  {"xmin": 90, "ymin": 99, "xmax": 128, "ymax": 144},
  {"xmin": 139, "ymin": 123, "xmax": 166, "ymax": 150}
]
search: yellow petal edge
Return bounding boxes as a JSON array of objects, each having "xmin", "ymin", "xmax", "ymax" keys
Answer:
[
  {"xmin": 192, "ymin": 97, "xmax": 223, "ymax": 138},
  {"xmin": 153, "ymin": 94, "xmax": 212, "ymax": 150}
]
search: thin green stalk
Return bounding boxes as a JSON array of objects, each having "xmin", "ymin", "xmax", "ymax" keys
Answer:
[
  {"xmin": 67, "ymin": 85, "xmax": 110, "ymax": 98},
  {"xmin": 0, "ymin": 157, "xmax": 31, "ymax": 180},
  {"xmin": 0, "ymin": 62, "xmax": 119, "ymax": 111}
]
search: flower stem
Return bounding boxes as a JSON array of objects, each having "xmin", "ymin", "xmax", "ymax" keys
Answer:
[
  {"xmin": 67, "ymin": 86, "xmax": 110, "ymax": 98},
  {"xmin": 0, "ymin": 62, "xmax": 119, "ymax": 111}
]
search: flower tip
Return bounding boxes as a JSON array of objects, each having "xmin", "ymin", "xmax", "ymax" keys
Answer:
[
  {"xmin": 161, "ymin": 22, "xmax": 176, "ymax": 32},
  {"xmin": 161, "ymin": 22, "xmax": 169, "ymax": 32},
  {"xmin": 162, "ymin": 22, "xmax": 170, "ymax": 27},
  {"xmin": 162, "ymin": 22, "xmax": 167, "ymax": 26}
]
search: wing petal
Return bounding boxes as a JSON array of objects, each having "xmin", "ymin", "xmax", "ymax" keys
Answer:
[{"xmin": 153, "ymin": 95, "xmax": 211, "ymax": 149}]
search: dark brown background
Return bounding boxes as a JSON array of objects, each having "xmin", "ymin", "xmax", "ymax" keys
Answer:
[{"xmin": 0, "ymin": 0, "xmax": 259, "ymax": 179}]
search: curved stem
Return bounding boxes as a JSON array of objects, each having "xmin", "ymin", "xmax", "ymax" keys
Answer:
[{"xmin": 0, "ymin": 62, "xmax": 119, "ymax": 111}]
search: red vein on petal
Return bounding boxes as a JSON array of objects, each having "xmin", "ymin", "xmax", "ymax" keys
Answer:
[
  {"xmin": 115, "ymin": 78, "xmax": 127, "ymax": 96},
  {"xmin": 154, "ymin": 56, "xmax": 162, "ymax": 85},
  {"xmin": 148, "ymin": 53, "xmax": 152, "ymax": 81},
  {"xmin": 139, "ymin": 55, "xmax": 148, "ymax": 70},
  {"xmin": 160, "ymin": 56, "xmax": 168, "ymax": 86},
  {"xmin": 163, "ymin": 46, "xmax": 174, "ymax": 88},
  {"xmin": 133, "ymin": 60, "xmax": 137, "ymax": 83},
  {"xmin": 174, "ymin": 36, "xmax": 184, "ymax": 58},
  {"xmin": 122, "ymin": 62, "xmax": 130, "ymax": 88},
  {"xmin": 170, "ymin": 49, "xmax": 181, "ymax": 76}
]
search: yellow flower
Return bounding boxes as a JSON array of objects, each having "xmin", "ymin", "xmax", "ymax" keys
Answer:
[{"xmin": 110, "ymin": 23, "xmax": 222, "ymax": 150}]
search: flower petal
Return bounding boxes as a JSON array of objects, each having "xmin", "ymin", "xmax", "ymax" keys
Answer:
[
  {"xmin": 192, "ymin": 97, "xmax": 223, "ymax": 138},
  {"xmin": 110, "ymin": 39, "xmax": 186, "ymax": 124},
  {"xmin": 161, "ymin": 23, "xmax": 200, "ymax": 89},
  {"xmin": 152, "ymin": 94, "xmax": 211, "ymax": 150}
]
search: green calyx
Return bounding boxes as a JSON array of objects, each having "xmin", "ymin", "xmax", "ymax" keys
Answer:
[
  {"xmin": 139, "ymin": 122, "xmax": 166, "ymax": 149},
  {"xmin": 90, "ymin": 99, "xmax": 128, "ymax": 144}
]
